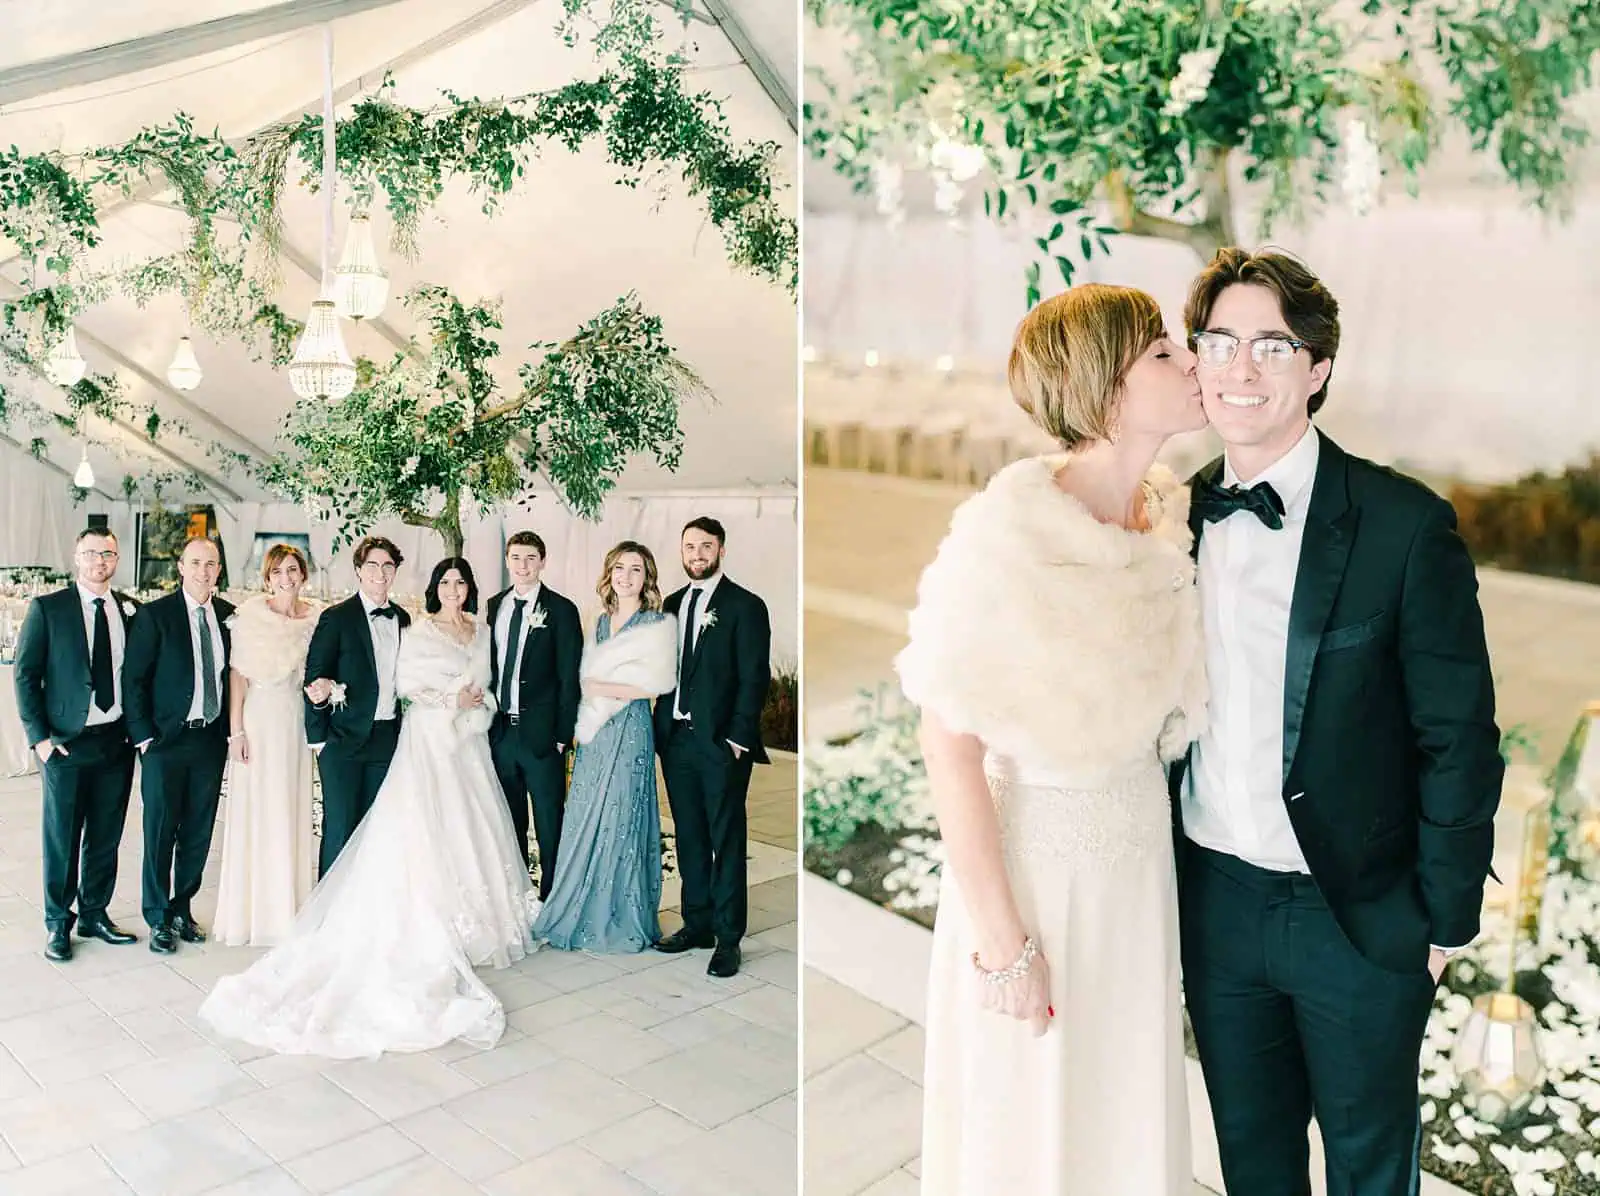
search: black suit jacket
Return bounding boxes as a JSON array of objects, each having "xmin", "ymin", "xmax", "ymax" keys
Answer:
[
  {"xmin": 303, "ymin": 594, "xmax": 411, "ymax": 751},
  {"xmin": 122, "ymin": 589, "xmax": 234, "ymax": 747},
  {"xmin": 654, "ymin": 576, "xmax": 772, "ymax": 765},
  {"xmin": 486, "ymin": 585, "xmax": 582, "ymax": 755},
  {"xmin": 13, "ymin": 586, "xmax": 142, "ymax": 747},
  {"xmin": 1170, "ymin": 431, "xmax": 1503, "ymax": 973}
]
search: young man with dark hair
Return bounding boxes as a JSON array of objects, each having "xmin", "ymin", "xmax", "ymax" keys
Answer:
[
  {"xmin": 1172, "ymin": 247, "xmax": 1502, "ymax": 1195},
  {"xmin": 486, "ymin": 530, "xmax": 582, "ymax": 895}
]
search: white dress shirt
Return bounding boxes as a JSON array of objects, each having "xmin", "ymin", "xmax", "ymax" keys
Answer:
[
  {"xmin": 673, "ymin": 572, "xmax": 722, "ymax": 721},
  {"xmin": 1182, "ymin": 424, "xmax": 1320, "ymax": 874},
  {"xmin": 360, "ymin": 591, "xmax": 401, "ymax": 721},
  {"xmin": 77, "ymin": 583, "xmax": 125, "ymax": 726},
  {"xmin": 182, "ymin": 591, "xmax": 228, "ymax": 725},
  {"xmin": 494, "ymin": 583, "xmax": 543, "ymax": 716}
]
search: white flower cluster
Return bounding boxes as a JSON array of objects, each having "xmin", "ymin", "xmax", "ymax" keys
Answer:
[
  {"xmin": 872, "ymin": 160, "xmax": 905, "ymax": 231},
  {"xmin": 1341, "ymin": 116, "xmax": 1382, "ymax": 216},
  {"xmin": 1163, "ymin": 48, "xmax": 1220, "ymax": 118},
  {"xmin": 883, "ymin": 831, "xmax": 946, "ymax": 913}
]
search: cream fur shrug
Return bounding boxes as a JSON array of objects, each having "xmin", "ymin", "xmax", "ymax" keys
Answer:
[{"xmin": 894, "ymin": 456, "xmax": 1208, "ymax": 779}]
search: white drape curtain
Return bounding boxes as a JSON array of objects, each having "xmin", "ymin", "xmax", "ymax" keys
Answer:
[
  {"xmin": 0, "ymin": 461, "xmax": 798, "ymax": 662},
  {"xmin": 803, "ymin": 194, "xmax": 1600, "ymax": 484}
]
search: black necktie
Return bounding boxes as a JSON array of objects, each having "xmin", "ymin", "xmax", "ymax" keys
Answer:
[
  {"xmin": 369, "ymin": 605, "xmax": 398, "ymax": 620},
  {"xmin": 90, "ymin": 597, "xmax": 114, "ymax": 712},
  {"xmin": 679, "ymin": 588, "xmax": 701, "ymax": 690},
  {"xmin": 1193, "ymin": 478, "xmax": 1286, "ymax": 530},
  {"xmin": 500, "ymin": 598, "xmax": 525, "ymax": 711}
]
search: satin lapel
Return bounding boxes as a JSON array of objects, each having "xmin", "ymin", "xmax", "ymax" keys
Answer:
[
  {"xmin": 686, "ymin": 583, "xmax": 724, "ymax": 681},
  {"xmin": 1188, "ymin": 456, "xmax": 1224, "ymax": 563},
  {"xmin": 352, "ymin": 597, "xmax": 378, "ymax": 686},
  {"xmin": 1282, "ymin": 434, "xmax": 1358, "ymax": 783}
]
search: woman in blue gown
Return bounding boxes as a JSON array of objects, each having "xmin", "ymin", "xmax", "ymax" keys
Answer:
[{"xmin": 533, "ymin": 542, "xmax": 678, "ymax": 953}]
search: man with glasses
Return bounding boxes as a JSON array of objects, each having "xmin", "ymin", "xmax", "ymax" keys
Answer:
[
  {"xmin": 123, "ymin": 535, "xmax": 234, "ymax": 954},
  {"xmin": 1168, "ymin": 248, "xmax": 1502, "ymax": 1196},
  {"xmin": 12, "ymin": 529, "xmax": 143, "ymax": 960},
  {"xmin": 304, "ymin": 536, "xmax": 410, "ymax": 876}
]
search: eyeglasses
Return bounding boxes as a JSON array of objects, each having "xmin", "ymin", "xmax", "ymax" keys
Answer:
[
  {"xmin": 1191, "ymin": 330, "xmax": 1310, "ymax": 375},
  {"xmin": 77, "ymin": 550, "xmax": 119, "ymax": 561},
  {"xmin": 360, "ymin": 561, "xmax": 398, "ymax": 575}
]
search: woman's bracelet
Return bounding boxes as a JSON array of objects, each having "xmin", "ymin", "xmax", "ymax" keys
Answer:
[{"xmin": 971, "ymin": 936, "xmax": 1038, "ymax": 986}]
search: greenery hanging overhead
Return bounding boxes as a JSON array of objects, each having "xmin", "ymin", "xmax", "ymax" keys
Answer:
[
  {"xmin": 806, "ymin": 0, "xmax": 1600, "ymax": 303},
  {"xmin": 0, "ymin": 0, "xmax": 794, "ymax": 511}
]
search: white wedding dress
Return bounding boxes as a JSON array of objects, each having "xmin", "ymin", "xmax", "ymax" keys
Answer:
[
  {"xmin": 897, "ymin": 457, "xmax": 1208, "ymax": 1194},
  {"xmin": 199, "ymin": 618, "xmax": 538, "ymax": 1058}
]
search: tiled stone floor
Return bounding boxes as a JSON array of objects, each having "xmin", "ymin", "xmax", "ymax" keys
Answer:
[{"xmin": 0, "ymin": 758, "xmax": 797, "ymax": 1195}]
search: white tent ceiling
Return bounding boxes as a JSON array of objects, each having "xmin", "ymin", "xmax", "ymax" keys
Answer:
[{"xmin": 0, "ymin": 0, "xmax": 798, "ymax": 504}]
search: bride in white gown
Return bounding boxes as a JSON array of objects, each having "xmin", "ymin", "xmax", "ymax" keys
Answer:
[{"xmin": 199, "ymin": 558, "xmax": 538, "ymax": 1058}]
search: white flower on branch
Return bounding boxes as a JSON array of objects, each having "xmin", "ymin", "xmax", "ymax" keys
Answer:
[
  {"xmin": 1162, "ymin": 48, "xmax": 1220, "ymax": 118},
  {"xmin": 1341, "ymin": 115, "xmax": 1382, "ymax": 216},
  {"xmin": 872, "ymin": 160, "xmax": 905, "ymax": 229}
]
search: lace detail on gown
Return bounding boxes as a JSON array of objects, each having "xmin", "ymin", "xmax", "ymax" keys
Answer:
[
  {"xmin": 986, "ymin": 761, "xmax": 1172, "ymax": 869},
  {"xmin": 199, "ymin": 619, "xmax": 538, "ymax": 1058}
]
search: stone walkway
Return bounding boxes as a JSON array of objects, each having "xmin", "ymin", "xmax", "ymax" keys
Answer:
[{"xmin": 0, "ymin": 759, "xmax": 797, "ymax": 1195}]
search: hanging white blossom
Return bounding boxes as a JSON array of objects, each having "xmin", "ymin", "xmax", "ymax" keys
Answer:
[
  {"xmin": 1162, "ymin": 48, "xmax": 1221, "ymax": 118},
  {"xmin": 872, "ymin": 160, "xmax": 906, "ymax": 229},
  {"xmin": 1341, "ymin": 115, "xmax": 1382, "ymax": 215}
]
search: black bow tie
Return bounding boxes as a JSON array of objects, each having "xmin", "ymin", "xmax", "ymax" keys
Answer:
[
  {"xmin": 369, "ymin": 605, "xmax": 399, "ymax": 620},
  {"xmin": 1193, "ymin": 478, "xmax": 1286, "ymax": 530}
]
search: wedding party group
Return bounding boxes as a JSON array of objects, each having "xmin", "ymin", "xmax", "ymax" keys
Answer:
[
  {"xmin": 900, "ymin": 248, "xmax": 1503, "ymax": 1195},
  {"xmin": 11, "ymin": 515, "xmax": 772, "ymax": 1059}
]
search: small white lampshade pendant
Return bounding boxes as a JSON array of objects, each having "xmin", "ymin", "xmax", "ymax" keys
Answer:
[
  {"xmin": 73, "ymin": 444, "xmax": 94, "ymax": 489},
  {"xmin": 333, "ymin": 214, "xmax": 389, "ymax": 322},
  {"xmin": 46, "ymin": 326, "xmax": 87, "ymax": 387},
  {"xmin": 288, "ymin": 300, "xmax": 357, "ymax": 401},
  {"xmin": 166, "ymin": 336, "xmax": 203, "ymax": 391}
]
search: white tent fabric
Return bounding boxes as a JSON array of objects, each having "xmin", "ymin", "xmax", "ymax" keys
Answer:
[{"xmin": 0, "ymin": 0, "xmax": 798, "ymax": 653}]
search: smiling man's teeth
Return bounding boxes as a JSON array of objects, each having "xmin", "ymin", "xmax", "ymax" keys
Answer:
[{"xmin": 1221, "ymin": 393, "xmax": 1267, "ymax": 408}]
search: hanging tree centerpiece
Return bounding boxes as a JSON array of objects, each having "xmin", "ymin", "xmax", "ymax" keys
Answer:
[{"xmin": 253, "ymin": 284, "xmax": 707, "ymax": 556}]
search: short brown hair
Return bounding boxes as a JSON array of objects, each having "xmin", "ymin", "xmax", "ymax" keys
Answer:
[
  {"xmin": 597, "ymin": 541, "xmax": 663, "ymax": 613},
  {"xmin": 506, "ymin": 531, "xmax": 546, "ymax": 558},
  {"xmin": 261, "ymin": 543, "xmax": 309, "ymax": 587},
  {"xmin": 352, "ymin": 535, "xmax": 403, "ymax": 569},
  {"xmin": 1184, "ymin": 247, "xmax": 1341, "ymax": 415},
  {"xmin": 1007, "ymin": 284, "xmax": 1166, "ymax": 450}
]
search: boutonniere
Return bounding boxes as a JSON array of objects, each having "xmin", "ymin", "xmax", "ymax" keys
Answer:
[
  {"xmin": 225, "ymin": 613, "xmax": 238, "ymax": 629},
  {"xmin": 701, "ymin": 610, "xmax": 718, "ymax": 631},
  {"xmin": 329, "ymin": 681, "xmax": 348, "ymax": 711},
  {"xmin": 120, "ymin": 600, "xmax": 136, "ymax": 618},
  {"xmin": 527, "ymin": 607, "xmax": 548, "ymax": 632}
]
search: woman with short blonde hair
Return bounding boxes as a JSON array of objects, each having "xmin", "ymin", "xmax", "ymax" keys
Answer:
[{"xmin": 899, "ymin": 283, "xmax": 1210, "ymax": 1193}]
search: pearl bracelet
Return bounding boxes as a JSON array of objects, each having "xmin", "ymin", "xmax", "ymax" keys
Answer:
[{"xmin": 971, "ymin": 936, "xmax": 1038, "ymax": 986}]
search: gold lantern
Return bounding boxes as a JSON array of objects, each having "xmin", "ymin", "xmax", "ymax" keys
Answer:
[{"xmin": 1451, "ymin": 991, "xmax": 1546, "ymax": 1126}]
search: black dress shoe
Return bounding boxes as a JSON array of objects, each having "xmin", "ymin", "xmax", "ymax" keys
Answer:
[
  {"xmin": 654, "ymin": 927, "xmax": 715, "ymax": 954},
  {"xmin": 149, "ymin": 925, "xmax": 177, "ymax": 954},
  {"xmin": 78, "ymin": 919, "xmax": 137, "ymax": 945},
  {"xmin": 707, "ymin": 942, "xmax": 741, "ymax": 978},
  {"xmin": 44, "ymin": 929, "xmax": 72, "ymax": 962},
  {"xmin": 170, "ymin": 915, "xmax": 206, "ymax": 944}
]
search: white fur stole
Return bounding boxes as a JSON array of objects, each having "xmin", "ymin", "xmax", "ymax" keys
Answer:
[
  {"xmin": 894, "ymin": 456, "xmax": 1208, "ymax": 778},
  {"xmin": 574, "ymin": 613, "xmax": 680, "ymax": 745}
]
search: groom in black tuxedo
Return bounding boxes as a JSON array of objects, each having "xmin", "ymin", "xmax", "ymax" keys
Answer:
[
  {"xmin": 123, "ymin": 536, "xmax": 234, "ymax": 954},
  {"xmin": 304, "ymin": 535, "xmax": 410, "ymax": 877},
  {"xmin": 1169, "ymin": 249, "xmax": 1502, "ymax": 1196},
  {"xmin": 12, "ymin": 528, "xmax": 142, "ymax": 960},
  {"xmin": 486, "ymin": 531, "xmax": 582, "ymax": 896},
  {"xmin": 653, "ymin": 517, "xmax": 771, "ymax": 978}
]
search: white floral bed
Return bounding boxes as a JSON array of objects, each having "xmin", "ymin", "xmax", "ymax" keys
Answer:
[{"xmin": 804, "ymin": 693, "xmax": 1600, "ymax": 1196}]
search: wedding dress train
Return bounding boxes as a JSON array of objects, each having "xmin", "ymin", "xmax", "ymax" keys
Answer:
[{"xmin": 199, "ymin": 619, "xmax": 538, "ymax": 1058}]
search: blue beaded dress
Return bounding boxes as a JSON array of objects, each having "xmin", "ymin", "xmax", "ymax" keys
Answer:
[{"xmin": 532, "ymin": 609, "xmax": 664, "ymax": 952}]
